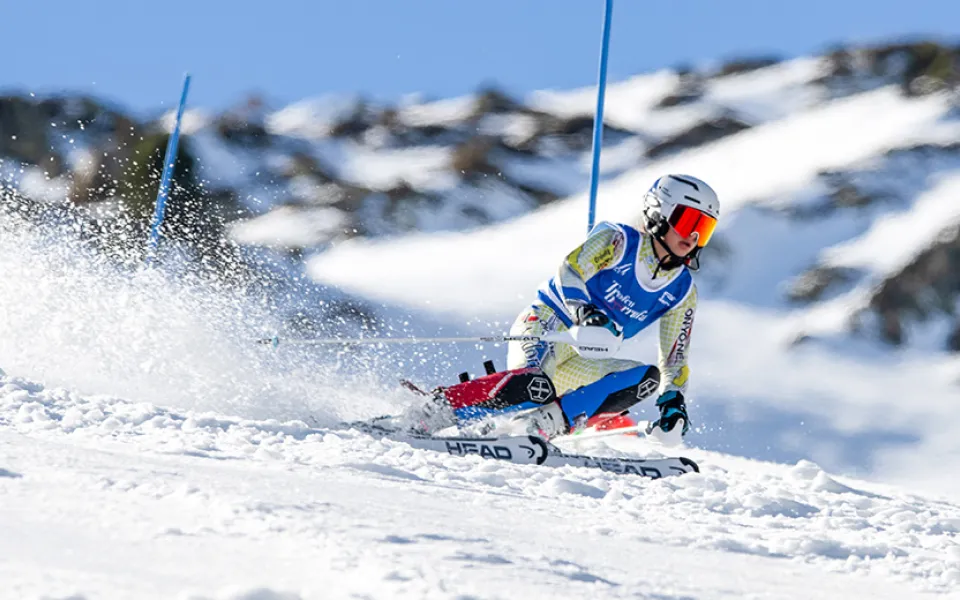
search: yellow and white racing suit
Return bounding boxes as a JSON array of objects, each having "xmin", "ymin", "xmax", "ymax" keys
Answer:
[{"xmin": 506, "ymin": 222, "xmax": 697, "ymax": 398}]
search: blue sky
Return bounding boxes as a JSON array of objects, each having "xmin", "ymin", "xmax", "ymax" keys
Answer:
[{"xmin": 2, "ymin": 0, "xmax": 957, "ymax": 115}]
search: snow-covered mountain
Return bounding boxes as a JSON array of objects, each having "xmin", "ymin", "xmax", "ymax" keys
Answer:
[
  {"xmin": 3, "ymin": 41, "xmax": 959, "ymax": 350},
  {"xmin": 2, "ymin": 39, "xmax": 960, "ymax": 598}
]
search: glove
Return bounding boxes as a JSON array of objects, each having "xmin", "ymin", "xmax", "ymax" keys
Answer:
[
  {"xmin": 653, "ymin": 390, "xmax": 690, "ymax": 436},
  {"xmin": 574, "ymin": 305, "xmax": 619, "ymax": 335}
]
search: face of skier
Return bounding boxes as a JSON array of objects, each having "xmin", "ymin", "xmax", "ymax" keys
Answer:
[{"xmin": 664, "ymin": 225, "xmax": 698, "ymax": 257}]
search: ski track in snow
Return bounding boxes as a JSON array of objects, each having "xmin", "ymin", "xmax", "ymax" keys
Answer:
[{"xmin": 2, "ymin": 374, "xmax": 959, "ymax": 599}]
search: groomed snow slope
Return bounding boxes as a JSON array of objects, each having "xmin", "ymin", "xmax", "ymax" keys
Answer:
[{"xmin": 3, "ymin": 374, "xmax": 959, "ymax": 599}]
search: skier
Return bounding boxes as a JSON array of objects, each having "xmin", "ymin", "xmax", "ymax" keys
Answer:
[
  {"xmin": 494, "ymin": 174, "xmax": 720, "ymax": 439},
  {"xmin": 391, "ymin": 174, "xmax": 719, "ymax": 443}
]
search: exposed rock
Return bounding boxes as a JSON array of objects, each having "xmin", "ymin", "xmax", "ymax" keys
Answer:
[
  {"xmin": 528, "ymin": 114, "xmax": 633, "ymax": 153},
  {"xmin": 948, "ymin": 322, "xmax": 960, "ymax": 352},
  {"xmin": 378, "ymin": 107, "xmax": 401, "ymax": 128},
  {"xmin": 656, "ymin": 55, "xmax": 777, "ymax": 109},
  {"xmin": 513, "ymin": 182, "xmax": 559, "ymax": 206},
  {"xmin": 380, "ymin": 180, "xmax": 417, "ymax": 202},
  {"xmin": 281, "ymin": 151, "xmax": 336, "ymax": 182},
  {"xmin": 323, "ymin": 182, "xmax": 370, "ymax": 213},
  {"xmin": 471, "ymin": 86, "xmax": 522, "ymax": 118},
  {"xmin": 714, "ymin": 56, "xmax": 782, "ymax": 77},
  {"xmin": 787, "ymin": 266, "xmax": 858, "ymax": 303},
  {"xmin": 887, "ymin": 142, "xmax": 960, "ymax": 159},
  {"xmin": 796, "ymin": 143, "xmax": 960, "ymax": 219},
  {"xmin": 829, "ymin": 183, "xmax": 876, "ymax": 209},
  {"xmin": 377, "ymin": 106, "xmax": 468, "ymax": 147},
  {"xmin": 656, "ymin": 84, "xmax": 704, "ymax": 109},
  {"xmin": 395, "ymin": 123, "xmax": 464, "ymax": 146},
  {"xmin": 820, "ymin": 41, "xmax": 959, "ymax": 96},
  {"xmin": 450, "ymin": 136, "xmax": 500, "ymax": 178},
  {"xmin": 873, "ymin": 41, "xmax": 958, "ymax": 96},
  {"xmin": 867, "ymin": 224, "xmax": 960, "ymax": 346},
  {"xmin": 328, "ymin": 100, "xmax": 377, "ymax": 139},
  {"xmin": 646, "ymin": 115, "xmax": 751, "ymax": 159},
  {"xmin": 216, "ymin": 113, "xmax": 270, "ymax": 148},
  {"xmin": 556, "ymin": 115, "xmax": 611, "ymax": 151},
  {"xmin": 0, "ymin": 96, "xmax": 64, "ymax": 175},
  {"xmin": 39, "ymin": 95, "xmax": 127, "ymax": 135},
  {"xmin": 822, "ymin": 47, "xmax": 858, "ymax": 79}
]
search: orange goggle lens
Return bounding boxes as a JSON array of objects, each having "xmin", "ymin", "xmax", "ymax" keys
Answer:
[{"xmin": 668, "ymin": 205, "xmax": 717, "ymax": 247}]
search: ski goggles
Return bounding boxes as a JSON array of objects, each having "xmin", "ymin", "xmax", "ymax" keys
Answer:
[{"xmin": 667, "ymin": 204, "xmax": 717, "ymax": 247}]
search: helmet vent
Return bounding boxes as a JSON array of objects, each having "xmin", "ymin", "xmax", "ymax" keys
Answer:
[{"xmin": 670, "ymin": 175, "xmax": 700, "ymax": 190}]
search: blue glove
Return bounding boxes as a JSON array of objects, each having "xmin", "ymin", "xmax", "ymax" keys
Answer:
[
  {"xmin": 574, "ymin": 305, "xmax": 620, "ymax": 336},
  {"xmin": 653, "ymin": 390, "xmax": 690, "ymax": 436}
]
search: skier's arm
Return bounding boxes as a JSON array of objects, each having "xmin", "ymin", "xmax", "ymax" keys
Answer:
[
  {"xmin": 555, "ymin": 227, "xmax": 626, "ymax": 312},
  {"xmin": 658, "ymin": 283, "xmax": 697, "ymax": 396}
]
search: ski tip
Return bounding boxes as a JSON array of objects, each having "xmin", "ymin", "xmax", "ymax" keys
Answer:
[{"xmin": 679, "ymin": 456, "xmax": 700, "ymax": 473}]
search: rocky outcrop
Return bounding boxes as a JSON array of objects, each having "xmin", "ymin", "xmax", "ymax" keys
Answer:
[
  {"xmin": 0, "ymin": 96, "xmax": 64, "ymax": 176},
  {"xmin": 787, "ymin": 143, "xmax": 960, "ymax": 350},
  {"xmin": 865, "ymin": 224, "xmax": 960, "ymax": 345},
  {"xmin": 715, "ymin": 56, "xmax": 783, "ymax": 77},
  {"xmin": 646, "ymin": 115, "xmax": 751, "ymax": 159},
  {"xmin": 787, "ymin": 266, "xmax": 859, "ymax": 304},
  {"xmin": 821, "ymin": 40, "xmax": 960, "ymax": 96}
]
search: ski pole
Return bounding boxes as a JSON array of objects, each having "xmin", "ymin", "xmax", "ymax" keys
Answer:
[
  {"xmin": 257, "ymin": 332, "xmax": 576, "ymax": 348},
  {"xmin": 258, "ymin": 329, "xmax": 622, "ymax": 359}
]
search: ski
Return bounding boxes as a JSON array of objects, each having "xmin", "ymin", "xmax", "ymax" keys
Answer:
[{"xmin": 349, "ymin": 423, "xmax": 698, "ymax": 479}]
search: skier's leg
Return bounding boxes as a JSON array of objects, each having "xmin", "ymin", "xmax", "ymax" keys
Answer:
[
  {"xmin": 494, "ymin": 360, "xmax": 660, "ymax": 439},
  {"xmin": 401, "ymin": 304, "xmax": 655, "ymax": 438},
  {"xmin": 489, "ymin": 305, "xmax": 568, "ymax": 435},
  {"xmin": 504, "ymin": 305, "xmax": 659, "ymax": 436},
  {"xmin": 553, "ymin": 363, "xmax": 660, "ymax": 430},
  {"xmin": 444, "ymin": 366, "xmax": 558, "ymax": 421},
  {"xmin": 550, "ymin": 355, "xmax": 639, "ymax": 396},
  {"xmin": 389, "ymin": 304, "xmax": 561, "ymax": 434}
]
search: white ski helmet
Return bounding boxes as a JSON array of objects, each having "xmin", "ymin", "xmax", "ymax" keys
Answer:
[
  {"xmin": 641, "ymin": 174, "xmax": 720, "ymax": 269},
  {"xmin": 641, "ymin": 175, "xmax": 720, "ymax": 266}
]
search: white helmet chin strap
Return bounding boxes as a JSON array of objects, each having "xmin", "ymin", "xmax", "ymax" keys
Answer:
[{"xmin": 650, "ymin": 233, "xmax": 691, "ymax": 277}]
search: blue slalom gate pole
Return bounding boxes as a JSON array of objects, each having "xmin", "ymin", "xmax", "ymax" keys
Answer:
[
  {"xmin": 146, "ymin": 73, "xmax": 192, "ymax": 264},
  {"xmin": 586, "ymin": 0, "xmax": 613, "ymax": 233}
]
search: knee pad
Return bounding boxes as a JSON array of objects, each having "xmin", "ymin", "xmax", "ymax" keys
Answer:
[{"xmin": 444, "ymin": 367, "xmax": 558, "ymax": 423}]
